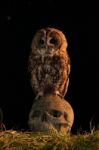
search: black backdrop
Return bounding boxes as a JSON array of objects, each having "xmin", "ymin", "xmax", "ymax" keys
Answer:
[{"xmin": 0, "ymin": 1, "xmax": 98, "ymax": 133}]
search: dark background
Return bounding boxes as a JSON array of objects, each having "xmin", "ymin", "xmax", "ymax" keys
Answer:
[{"xmin": 0, "ymin": 1, "xmax": 98, "ymax": 133}]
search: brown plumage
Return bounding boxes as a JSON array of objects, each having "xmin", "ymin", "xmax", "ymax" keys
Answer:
[{"xmin": 28, "ymin": 27, "xmax": 71, "ymax": 99}]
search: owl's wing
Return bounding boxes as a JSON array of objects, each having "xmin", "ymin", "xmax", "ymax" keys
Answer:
[
  {"xmin": 62, "ymin": 78, "xmax": 69, "ymax": 97},
  {"xmin": 67, "ymin": 63, "xmax": 71, "ymax": 75},
  {"xmin": 62, "ymin": 62, "xmax": 71, "ymax": 97},
  {"xmin": 28, "ymin": 53, "xmax": 38, "ymax": 73}
]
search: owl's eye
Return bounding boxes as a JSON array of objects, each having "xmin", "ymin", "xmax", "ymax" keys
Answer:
[
  {"xmin": 39, "ymin": 39, "xmax": 44, "ymax": 45},
  {"xmin": 50, "ymin": 38, "xmax": 58, "ymax": 45}
]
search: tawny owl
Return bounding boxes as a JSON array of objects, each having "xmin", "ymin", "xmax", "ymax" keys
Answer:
[{"xmin": 28, "ymin": 27, "xmax": 71, "ymax": 99}]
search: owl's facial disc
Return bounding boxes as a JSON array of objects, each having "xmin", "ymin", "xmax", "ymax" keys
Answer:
[
  {"xmin": 39, "ymin": 39, "xmax": 45, "ymax": 45},
  {"xmin": 37, "ymin": 32, "xmax": 46, "ymax": 49},
  {"xmin": 47, "ymin": 32, "xmax": 61, "ymax": 50},
  {"xmin": 49, "ymin": 37, "xmax": 59, "ymax": 45}
]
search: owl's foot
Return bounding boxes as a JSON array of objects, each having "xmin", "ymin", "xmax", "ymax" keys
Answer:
[
  {"xmin": 54, "ymin": 91, "xmax": 63, "ymax": 99},
  {"xmin": 35, "ymin": 91, "xmax": 44, "ymax": 100}
]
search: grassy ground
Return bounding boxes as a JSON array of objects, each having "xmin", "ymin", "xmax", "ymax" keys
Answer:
[{"xmin": 0, "ymin": 129, "xmax": 99, "ymax": 150}]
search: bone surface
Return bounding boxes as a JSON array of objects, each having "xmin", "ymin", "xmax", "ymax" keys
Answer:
[{"xmin": 28, "ymin": 94, "xmax": 74, "ymax": 134}]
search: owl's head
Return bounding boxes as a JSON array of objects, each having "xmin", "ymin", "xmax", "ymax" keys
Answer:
[{"xmin": 31, "ymin": 27, "xmax": 68, "ymax": 55}]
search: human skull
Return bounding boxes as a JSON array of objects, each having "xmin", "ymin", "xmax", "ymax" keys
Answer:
[{"xmin": 28, "ymin": 95, "xmax": 74, "ymax": 134}]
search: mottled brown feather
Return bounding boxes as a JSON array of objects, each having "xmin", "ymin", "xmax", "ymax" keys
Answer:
[{"xmin": 28, "ymin": 27, "xmax": 71, "ymax": 98}]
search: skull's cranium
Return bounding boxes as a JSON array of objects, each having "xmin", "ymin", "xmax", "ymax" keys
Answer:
[{"xmin": 28, "ymin": 95, "xmax": 74, "ymax": 134}]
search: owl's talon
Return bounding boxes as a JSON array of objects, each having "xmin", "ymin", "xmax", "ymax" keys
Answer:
[
  {"xmin": 35, "ymin": 92, "xmax": 44, "ymax": 100},
  {"xmin": 58, "ymin": 94, "xmax": 63, "ymax": 99},
  {"xmin": 54, "ymin": 91, "xmax": 63, "ymax": 99}
]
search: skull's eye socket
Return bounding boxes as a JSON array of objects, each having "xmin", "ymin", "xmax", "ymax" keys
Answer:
[
  {"xmin": 50, "ymin": 38, "xmax": 57, "ymax": 45},
  {"xmin": 32, "ymin": 110, "xmax": 41, "ymax": 118},
  {"xmin": 39, "ymin": 39, "xmax": 44, "ymax": 45},
  {"xmin": 50, "ymin": 110, "xmax": 62, "ymax": 117}
]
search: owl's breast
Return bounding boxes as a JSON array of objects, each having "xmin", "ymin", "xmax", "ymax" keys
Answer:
[{"xmin": 31, "ymin": 55, "xmax": 67, "ymax": 73}]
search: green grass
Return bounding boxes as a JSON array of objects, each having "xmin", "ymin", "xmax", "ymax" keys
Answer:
[{"xmin": 0, "ymin": 130, "xmax": 99, "ymax": 150}]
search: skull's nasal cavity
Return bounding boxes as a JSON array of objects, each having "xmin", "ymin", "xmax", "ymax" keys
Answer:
[{"xmin": 42, "ymin": 113, "xmax": 47, "ymax": 122}]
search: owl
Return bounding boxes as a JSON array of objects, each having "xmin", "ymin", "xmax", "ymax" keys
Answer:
[{"xmin": 28, "ymin": 27, "xmax": 71, "ymax": 99}]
